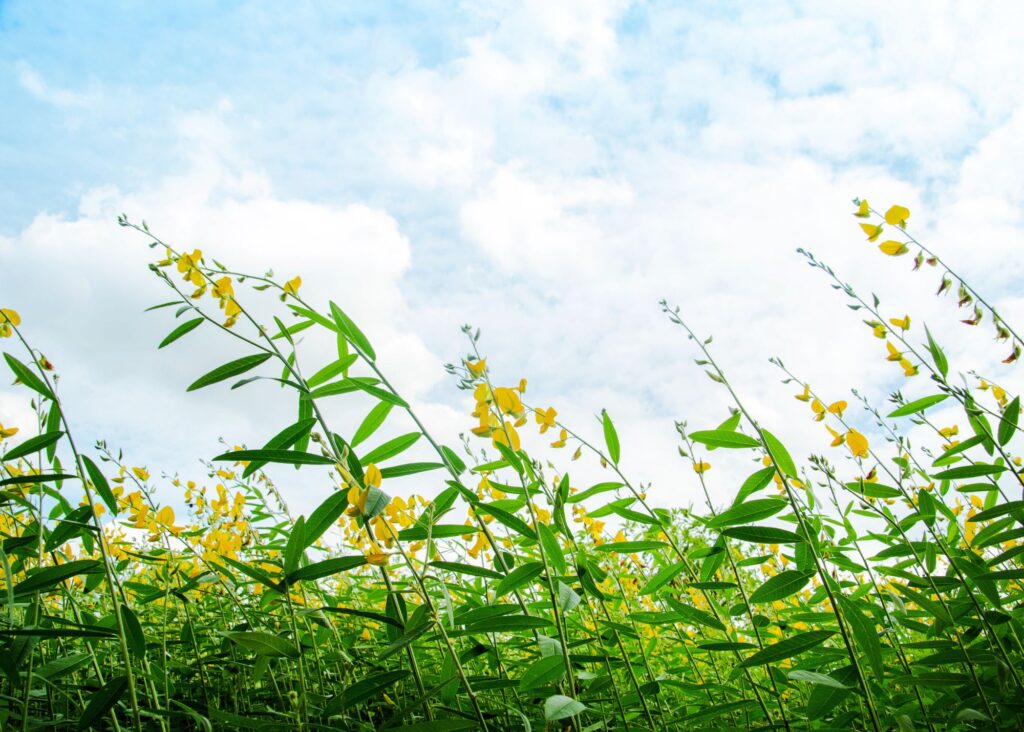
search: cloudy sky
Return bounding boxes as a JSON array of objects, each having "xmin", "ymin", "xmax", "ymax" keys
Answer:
[{"xmin": 2, "ymin": 1, "xmax": 1022, "ymax": 517}]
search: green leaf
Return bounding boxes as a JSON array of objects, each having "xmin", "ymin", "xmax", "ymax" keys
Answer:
[
  {"xmin": 722, "ymin": 526, "xmax": 802, "ymax": 544},
  {"xmin": 738, "ymin": 630, "xmax": 835, "ymax": 667},
  {"xmin": 221, "ymin": 631, "xmax": 299, "ymax": 658},
  {"xmin": 887, "ymin": 394, "xmax": 949, "ymax": 418},
  {"xmin": 212, "ymin": 449, "xmax": 335, "ymax": 466},
  {"xmin": 733, "ymin": 467, "xmax": 776, "ymax": 505},
  {"xmin": 639, "ymin": 560, "xmax": 687, "ymax": 595},
  {"xmin": 187, "ymin": 353, "xmax": 273, "ymax": 391},
  {"xmin": 283, "ymin": 516, "xmax": 305, "ymax": 575},
  {"xmin": 351, "ymin": 401, "xmax": 394, "ymax": 448},
  {"xmin": 82, "ymin": 456, "xmax": 118, "ymax": 515},
  {"xmin": 664, "ymin": 597, "xmax": 726, "ymax": 631},
  {"xmin": 158, "ymin": 317, "xmax": 203, "ymax": 348},
  {"xmin": 932, "ymin": 464, "xmax": 1006, "ymax": 480},
  {"xmin": 761, "ymin": 429, "xmax": 797, "ymax": 478},
  {"xmin": 520, "ymin": 655, "xmax": 566, "ymax": 691},
  {"xmin": 4, "ymin": 353, "xmax": 54, "ymax": 400},
  {"xmin": 537, "ymin": 523, "xmax": 565, "ymax": 575},
  {"xmin": 304, "ymin": 491, "xmax": 349, "ymax": 549},
  {"xmin": 565, "ymin": 481, "xmax": 623, "ymax": 504},
  {"xmin": 329, "ymin": 301, "xmax": 376, "ymax": 361},
  {"xmin": 999, "ymin": 396, "xmax": 1019, "ymax": 446},
  {"xmin": 838, "ymin": 597, "xmax": 884, "ymax": 680},
  {"xmin": 388, "ymin": 722, "xmax": 478, "ymax": 732},
  {"xmin": 289, "ymin": 556, "xmax": 367, "ymax": 583},
  {"xmin": 379, "ymin": 462, "xmax": 446, "ymax": 479},
  {"xmin": 968, "ymin": 501, "xmax": 1024, "ymax": 523},
  {"xmin": 348, "ymin": 378, "xmax": 408, "ymax": 407},
  {"xmin": 602, "ymin": 410, "xmax": 620, "ymax": 464},
  {"xmin": 494, "ymin": 562, "xmax": 544, "ymax": 598},
  {"xmin": 77, "ymin": 674, "xmax": 128, "ymax": 730},
  {"xmin": 689, "ymin": 430, "xmax": 761, "ymax": 449},
  {"xmin": 594, "ymin": 540, "xmax": 670, "ymax": 553},
  {"xmin": 306, "ymin": 354, "xmax": 359, "ymax": 387},
  {"xmin": 708, "ymin": 499, "xmax": 787, "ymax": 528},
  {"xmin": 0, "ymin": 472, "xmax": 75, "ymax": 487},
  {"xmin": 241, "ymin": 418, "xmax": 319, "ymax": 478},
  {"xmin": 748, "ymin": 570, "xmax": 813, "ymax": 604},
  {"xmin": 544, "ymin": 694, "xmax": 585, "ymax": 721},
  {"xmin": 13, "ymin": 560, "xmax": 103, "ymax": 596},
  {"xmin": 925, "ymin": 326, "xmax": 949, "ymax": 378},
  {"xmin": 788, "ymin": 669, "xmax": 853, "ymax": 689},
  {"xmin": 361, "ymin": 432, "xmax": 422, "ymax": 465},
  {"xmin": 333, "ymin": 670, "xmax": 410, "ymax": 711},
  {"xmin": 476, "ymin": 503, "xmax": 537, "ymax": 540},
  {"xmin": 2, "ymin": 431, "xmax": 63, "ymax": 461},
  {"xmin": 431, "ymin": 561, "xmax": 503, "ymax": 580},
  {"xmin": 121, "ymin": 605, "xmax": 146, "ymax": 660},
  {"xmin": 806, "ymin": 665, "xmax": 857, "ymax": 720}
]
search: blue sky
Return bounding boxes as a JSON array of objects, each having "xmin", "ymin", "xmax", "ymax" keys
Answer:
[{"xmin": 2, "ymin": 1, "xmax": 1023, "ymax": 515}]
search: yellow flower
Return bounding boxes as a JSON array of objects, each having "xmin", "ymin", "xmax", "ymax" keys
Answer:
[
  {"xmin": 827, "ymin": 400, "xmax": 847, "ymax": 417},
  {"xmin": 466, "ymin": 359, "xmax": 487, "ymax": 377},
  {"xmin": 854, "ymin": 199, "xmax": 870, "ymax": 218},
  {"xmin": 884, "ymin": 205, "xmax": 910, "ymax": 227},
  {"xmin": 551, "ymin": 428, "xmax": 568, "ymax": 449},
  {"xmin": 535, "ymin": 406, "xmax": 558, "ymax": 434},
  {"xmin": 860, "ymin": 224, "xmax": 883, "ymax": 242},
  {"xmin": 365, "ymin": 463, "xmax": 382, "ymax": 488},
  {"xmin": 283, "ymin": 276, "xmax": 302, "ymax": 296},
  {"xmin": 825, "ymin": 425, "xmax": 845, "ymax": 447},
  {"xmin": 0, "ymin": 308, "xmax": 20, "ymax": 338},
  {"xmin": 879, "ymin": 240, "xmax": 909, "ymax": 256},
  {"xmin": 811, "ymin": 399, "xmax": 826, "ymax": 421},
  {"xmin": 899, "ymin": 358, "xmax": 918, "ymax": 377},
  {"xmin": 0, "ymin": 422, "xmax": 18, "ymax": 440},
  {"xmin": 492, "ymin": 423, "xmax": 522, "ymax": 451},
  {"xmin": 693, "ymin": 461, "xmax": 711, "ymax": 474},
  {"xmin": 890, "ymin": 315, "xmax": 911, "ymax": 331},
  {"xmin": 846, "ymin": 430, "xmax": 869, "ymax": 458},
  {"xmin": 794, "ymin": 384, "xmax": 811, "ymax": 402},
  {"xmin": 132, "ymin": 467, "xmax": 150, "ymax": 482}
]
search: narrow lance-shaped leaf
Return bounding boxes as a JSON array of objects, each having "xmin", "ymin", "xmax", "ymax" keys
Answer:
[
  {"xmin": 887, "ymin": 393, "xmax": 949, "ymax": 418},
  {"xmin": 158, "ymin": 317, "xmax": 203, "ymax": 348},
  {"xmin": 187, "ymin": 353, "xmax": 273, "ymax": 392},
  {"xmin": 761, "ymin": 428, "xmax": 797, "ymax": 478},
  {"xmin": 602, "ymin": 409, "xmax": 620, "ymax": 464}
]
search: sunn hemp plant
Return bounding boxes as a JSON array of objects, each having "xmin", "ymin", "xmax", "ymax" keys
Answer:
[{"xmin": 0, "ymin": 200, "xmax": 1023, "ymax": 730}]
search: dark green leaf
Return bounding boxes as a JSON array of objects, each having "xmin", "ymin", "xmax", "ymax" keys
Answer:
[
  {"xmin": 187, "ymin": 353, "xmax": 273, "ymax": 391},
  {"xmin": 158, "ymin": 317, "xmax": 203, "ymax": 348},
  {"xmin": 887, "ymin": 394, "xmax": 949, "ymax": 418}
]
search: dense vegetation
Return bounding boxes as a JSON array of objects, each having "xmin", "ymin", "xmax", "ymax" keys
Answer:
[{"xmin": 1, "ymin": 200, "xmax": 1023, "ymax": 730}]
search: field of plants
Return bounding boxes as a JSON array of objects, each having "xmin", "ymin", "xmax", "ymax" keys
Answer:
[{"xmin": 1, "ymin": 200, "xmax": 1023, "ymax": 731}]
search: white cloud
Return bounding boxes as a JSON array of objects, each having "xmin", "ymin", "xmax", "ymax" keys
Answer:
[{"xmin": 4, "ymin": 2, "xmax": 1024, "ymax": 525}]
